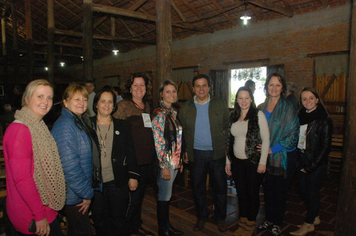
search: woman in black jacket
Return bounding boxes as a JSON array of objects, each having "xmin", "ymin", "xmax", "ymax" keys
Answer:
[
  {"xmin": 90, "ymin": 88, "xmax": 140, "ymax": 236},
  {"xmin": 290, "ymin": 87, "xmax": 332, "ymax": 236}
]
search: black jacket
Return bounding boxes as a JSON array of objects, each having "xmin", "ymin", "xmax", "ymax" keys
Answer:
[
  {"xmin": 303, "ymin": 117, "xmax": 333, "ymax": 173},
  {"xmin": 91, "ymin": 116, "xmax": 140, "ymax": 186}
]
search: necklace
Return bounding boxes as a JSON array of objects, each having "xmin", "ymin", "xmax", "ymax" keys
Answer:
[{"xmin": 97, "ymin": 118, "xmax": 112, "ymax": 158}]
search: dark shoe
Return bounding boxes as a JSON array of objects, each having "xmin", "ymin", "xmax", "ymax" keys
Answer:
[
  {"xmin": 257, "ymin": 221, "xmax": 273, "ymax": 230},
  {"xmin": 193, "ymin": 218, "xmax": 208, "ymax": 231},
  {"xmin": 217, "ymin": 220, "xmax": 228, "ymax": 233},
  {"xmin": 131, "ymin": 226, "xmax": 155, "ymax": 236},
  {"xmin": 157, "ymin": 201, "xmax": 170, "ymax": 236},
  {"xmin": 158, "ymin": 229, "xmax": 170, "ymax": 236},
  {"xmin": 167, "ymin": 223, "xmax": 183, "ymax": 235},
  {"xmin": 271, "ymin": 225, "xmax": 281, "ymax": 236}
]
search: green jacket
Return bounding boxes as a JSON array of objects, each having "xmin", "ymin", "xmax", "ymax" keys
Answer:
[{"xmin": 179, "ymin": 96, "xmax": 229, "ymax": 162}]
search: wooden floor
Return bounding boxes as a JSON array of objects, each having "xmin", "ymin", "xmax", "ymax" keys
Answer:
[{"xmin": 140, "ymin": 170, "xmax": 339, "ymax": 236}]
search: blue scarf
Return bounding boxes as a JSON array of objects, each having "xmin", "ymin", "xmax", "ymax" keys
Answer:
[{"xmin": 259, "ymin": 97, "xmax": 299, "ymax": 177}]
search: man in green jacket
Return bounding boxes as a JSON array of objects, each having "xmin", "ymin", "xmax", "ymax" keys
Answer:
[{"xmin": 180, "ymin": 74, "xmax": 229, "ymax": 233}]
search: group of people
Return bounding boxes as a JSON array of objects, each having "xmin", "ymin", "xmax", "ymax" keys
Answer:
[
  {"xmin": 2, "ymin": 72, "xmax": 332, "ymax": 236},
  {"xmin": 227, "ymin": 72, "xmax": 332, "ymax": 236}
]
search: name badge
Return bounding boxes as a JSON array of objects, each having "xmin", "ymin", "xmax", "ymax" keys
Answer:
[{"xmin": 142, "ymin": 113, "xmax": 152, "ymax": 128}]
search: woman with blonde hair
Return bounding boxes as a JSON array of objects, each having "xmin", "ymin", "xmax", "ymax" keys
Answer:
[
  {"xmin": 4, "ymin": 79, "xmax": 66, "ymax": 236},
  {"xmin": 152, "ymin": 80, "xmax": 183, "ymax": 236},
  {"xmin": 52, "ymin": 84, "xmax": 100, "ymax": 236}
]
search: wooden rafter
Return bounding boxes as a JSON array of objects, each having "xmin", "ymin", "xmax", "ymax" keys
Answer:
[
  {"xmin": 92, "ymin": 3, "xmax": 203, "ymax": 31},
  {"xmin": 128, "ymin": 0, "xmax": 148, "ymax": 11},
  {"xmin": 54, "ymin": 28, "xmax": 155, "ymax": 45},
  {"xmin": 211, "ymin": 0, "xmax": 236, "ymax": 26},
  {"xmin": 249, "ymin": 0, "xmax": 294, "ymax": 18},
  {"xmin": 249, "ymin": 5, "xmax": 261, "ymax": 20},
  {"xmin": 181, "ymin": 0, "xmax": 214, "ymax": 33},
  {"xmin": 172, "ymin": 0, "xmax": 186, "ymax": 22}
]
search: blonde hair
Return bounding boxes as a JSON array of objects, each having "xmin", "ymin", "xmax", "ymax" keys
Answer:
[
  {"xmin": 62, "ymin": 84, "xmax": 89, "ymax": 102},
  {"xmin": 22, "ymin": 79, "xmax": 52, "ymax": 107}
]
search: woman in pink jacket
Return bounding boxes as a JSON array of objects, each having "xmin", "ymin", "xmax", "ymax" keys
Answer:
[{"xmin": 3, "ymin": 79, "xmax": 66, "ymax": 236}]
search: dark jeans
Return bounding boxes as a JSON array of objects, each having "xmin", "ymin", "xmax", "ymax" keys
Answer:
[
  {"xmin": 91, "ymin": 182, "xmax": 130, "ymax": 236},
  {"xmin": 126, "ymin": 164, "xmax": 153, "ymax": 231},
  {"xmin": 63, "ymin": 205, "xmax": 92, "ymax": 236},
  {"xmin": 297, "ymin": 154, "xmax": 327, "ymax": 223},
  {"xmin": 231, "ymin": 159, "xmax": 264, "ymax": 221},
  {"xmin": 263, "ymin": 151, "xmax": 297, "ymax": 226},
  {"xmin": 7, "ymin": 217, "xmax": 62, "ymax": 236},
  {"xmin": 189, "ymin": 149, "xmax": 227, "ymax": 221}
]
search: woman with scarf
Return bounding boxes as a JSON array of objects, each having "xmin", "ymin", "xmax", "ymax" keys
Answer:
[
  {"xmin": 152, "ymin": 80, "xmax": 184, "ymax": 236},
  {"xmin": 51, "ymin": 84, "xmax": 101, "ymax": 236},
  {"xmin": 4, "ymin": 79, "xmax": 66, "ymax": 236},
  {"xmin": 290, "ymin": 87, "xmax": 332, "ymax": 236},
  {"xmin": 90, "ymin": 88, "xmax": 140, "ymax": 236},
  {"xmin": 225, "ymin": 86, "xmax": 270, "ymax": 236},
  {"xmin": 257, "ymin": 73, "xmax": 299, "ymax": 236}
]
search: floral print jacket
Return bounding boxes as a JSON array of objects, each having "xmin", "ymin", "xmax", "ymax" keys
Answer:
[{"xmin": 152, "ymin": 106, "xmax": 182, "ymax": 170}]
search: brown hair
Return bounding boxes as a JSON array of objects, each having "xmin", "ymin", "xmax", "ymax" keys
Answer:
[{"xmin": 62, "ymin": 84, "xmax": 88, "ymax": 102}]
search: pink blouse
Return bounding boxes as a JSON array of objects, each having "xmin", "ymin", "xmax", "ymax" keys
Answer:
[{"xmin": 4, "ymin": 122, "xmax": 57, "ymax": 234}]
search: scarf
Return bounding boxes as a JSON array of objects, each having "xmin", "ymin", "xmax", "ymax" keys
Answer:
[
  {"xmin": 15, "ymin": 107, "xmax": 66, "ymax": 211},
  {"xmin": 245, "ymin": 110, "xmax": 262, "ymax": 165},
  {"xmin": 160, "ymin": 101, "xmax": 179, "ymax": 154},
  {"xmin": 259, "ymin": 98, "xmax": 299, "ymax": 177},
  {"xmin": 298, "ymin": 105, "xmax": 328, "ymax": 125},
  {"xmin": 72, "ymin": 111, "xmax": 102, "ymax": 188}
]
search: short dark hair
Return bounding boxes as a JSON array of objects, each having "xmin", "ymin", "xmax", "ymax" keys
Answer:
[
  {"xmin": 85, "ymin": 80, "xmax": 95, "ymax": 87},
  {"xmin": 112, "ymin": 86, "xmax": 121, "ymax": 95},
  {"xmin": 264, "ymin": 72, "xmax": 287, "ymax": 97},
  {"xmin": 192, "ymin": 74, "xmax": 210, "ymax": 87},
  {"xmin": 244, "ymin": 80, "xmax": 255, "ymax": 88},
  {"xmin": 124, "ymin": 73, "xmax": 149, "ymax": 100},
  {"xmin": 93, "ymin": 88, "xmax": 116, "ymax": 114}
]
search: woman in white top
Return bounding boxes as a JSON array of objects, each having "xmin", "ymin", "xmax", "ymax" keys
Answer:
[{"xmin": 226, "ymin": 86, "xmax": 270, "ymax": 236}]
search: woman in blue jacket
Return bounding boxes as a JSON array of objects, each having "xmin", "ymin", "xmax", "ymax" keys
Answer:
[{"xmin": 52, "ymin": 84, "xmax": 100, "ymax": 236}]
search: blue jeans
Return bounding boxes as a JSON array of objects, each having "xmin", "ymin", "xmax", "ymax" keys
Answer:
[
  {"xmin": 157, "ymin": 168, "xmax": 178, "ymax": 201},
  {"xmin": 189, "ymin": 149, "xmax": 227, "ymax": 221}
]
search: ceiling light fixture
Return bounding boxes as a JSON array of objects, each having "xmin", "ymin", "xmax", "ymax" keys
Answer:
[{"xmin": 240, "ymin": 1, "xmax": 251, "ymax": 25}]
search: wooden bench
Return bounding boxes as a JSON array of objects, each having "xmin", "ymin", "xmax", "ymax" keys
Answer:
[{"xmin": 328, "ymin": 134, "xmax": 344, "ymax": 172}]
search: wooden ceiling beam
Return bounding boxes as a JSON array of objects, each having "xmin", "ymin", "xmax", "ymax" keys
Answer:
[
  {"xmin": 181, "ymin": 0, "xmax": 214, "ymax": 33},
  {"xmin": 172, "ymin": 0, "xmax": 186, "ymax": 22},
  {"xmin": 249, "ymin": 0, "xmax": 294, "ymax": 18},
  {"xmin": 54, "ymin": 28, "xmax": 155, "ymax": 45},
  {"xmin": 92, "ymin": 3, "xmax": 203, "ymax": 31},
  {"xmin": 128, "ymin": 0, "xmax": 148, "ymax": 11},
  {"xmin": 210, "ymin": 0, "xmax": 236, "ymax": 26},
  {"xmin": 248, "ymin": 5, "xmax": 261, "ymax": 21}
]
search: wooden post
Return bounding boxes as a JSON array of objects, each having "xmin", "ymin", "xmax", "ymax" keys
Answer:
[
  {"xmin": 25, "ymin": 0, "xmax": 34, "ymax": 81},
  {"xmin": 83, "ymin": 0, "xmax": 93, "ymax": 83},
  {"xmin": 47, "ymin": 0, "xmax": 55, "ymax": 84},
  {"xmin": 334, "ymin": 1, "xmax": 356, "ymax": 235},
  {"xmin": 155, "ymin": 0, "xmax": 172, "ymax": 107},
  {"xmin": 1, "ymin": 17, "xmax": 8, "ymax": 83},
  {"xmin": 11, "ymin": 2, "xmax": 19, "ymax": 84}
]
